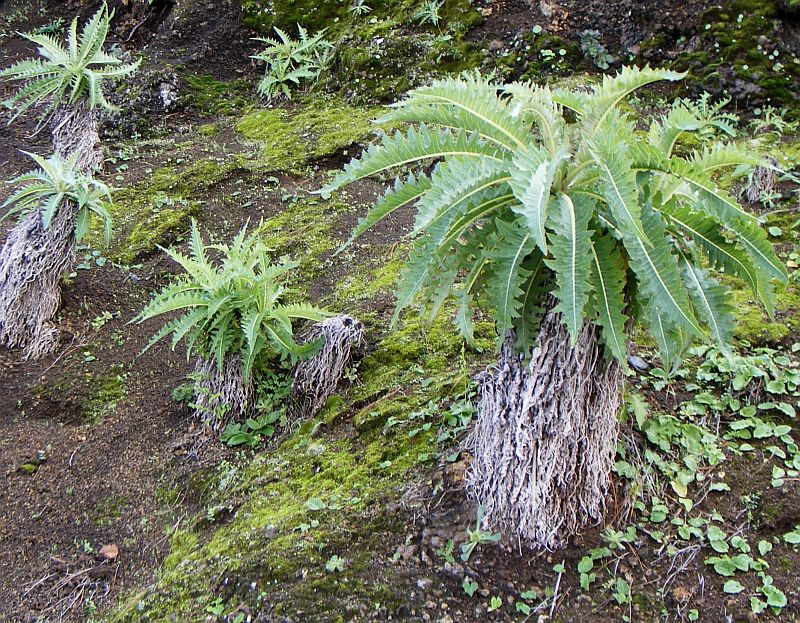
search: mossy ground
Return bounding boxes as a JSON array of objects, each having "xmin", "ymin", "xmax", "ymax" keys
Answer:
[
  {"xmin": 90, "ymin": 157, "xmax": 234, "ymax": 265},
  {"xmin": 673, "ymin": 0, "xmax": 800, "ymax": 107},
  {"xmin": 235, "ymin": 98, "xmax": 385, "ymax": 172},
  {"xmin": 185, "ymin": 74, "xmax": 254, "ymax": 117}
]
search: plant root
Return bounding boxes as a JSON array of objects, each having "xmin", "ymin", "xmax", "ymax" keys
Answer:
[
  {"xmin": 192, "ymin": 355, "xmax": 255, "ymax": 431},
  {"xmin": 0, "ymin": 206, "xmax": 78, "ymax": 358},
  {"xmin": 744, "ymin": 156, "xmax": 778, "ymax": 205},
  {"xmin": 465, "ymin": 311, "xmax": 622, "ymax": 550},
  {"xmin": 289, "ymin": 314, "xmax": 366, "ymax": 421}
]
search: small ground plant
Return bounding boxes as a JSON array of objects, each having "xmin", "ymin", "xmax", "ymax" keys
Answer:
[
  {"xmin": 251, "ymin": 24, "xmax": 332, "ymax": 101},
  {"xmin": 134, "ymin": 219, "xmax": 329, "ymax": 428},
  {"xmin": 580, "ymin": 30, "xmax": 614, "ymax": 69}
]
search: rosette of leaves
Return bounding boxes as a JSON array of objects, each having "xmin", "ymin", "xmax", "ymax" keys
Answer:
[
  {"xmin": 1, "ymin": 150, "xmax": 113, "ymax": 244},
  {"xmin": 323, "ymin": 67, "xmax": 785, "ymax": 372},
  {"xmin": 0, "ymin": 3, "xmax": 141, "ymax": 126},
  {"xmin": 136, "ymin": 219, "xmax": 330, "ymax": 379},
  {"xmin": 251, "ymin": 24, "xmax": 332, "ymax": 101}
]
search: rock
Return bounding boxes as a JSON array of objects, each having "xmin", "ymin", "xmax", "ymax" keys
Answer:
[
  {"xmin": 442, "ymin": 561, "xmax": 464, "ymax": 578},
  {"xmin": 628, "ymin": 354, "xmax": 648, "ymax": 371},
  {"xmin": 417, "ymin": 578, "xmax": 434, "ymax": 591}
]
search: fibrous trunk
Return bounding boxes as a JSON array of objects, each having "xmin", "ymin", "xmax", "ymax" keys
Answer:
[
  {"xmin": 0, "ymin": 104, "xmax": 101, "ymax": 358},
  {"xmin": 192, "ymin": 355, "xmax": 255, "ymax": 431},
  {"xmin": 465, "ymin": 310, "xmax": 622, "ymax": 550},
  {"xmin": 289, "ymin": 314, "xmax": 366, "ymax": 421}
]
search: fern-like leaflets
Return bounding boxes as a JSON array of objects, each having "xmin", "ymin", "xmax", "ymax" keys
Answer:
[
  {"xmin": 322, "ymin": 67, "xmax": 787, "ymax": 370},
  {"xmin": 2, "ymin": 150, "xmax": 113, "ymax": 244},
  {"xmin": 251, "ymin": 24, "xmax": 332, "ymax": 101},
  {"xmin": 0, "ymin": 4, "xmax": 140, "ymax": 126},
  {"xmin": 134, "ymin": 220, "xmax": 330, "ymax": 380}
]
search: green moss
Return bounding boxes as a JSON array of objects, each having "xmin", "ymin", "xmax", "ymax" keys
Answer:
[
  {"xmin": 336, "ymin": 254, "xmax": 407, "ymax": 303},
  {"xmin": 94, "ymin": 496, "xmax": 129, "ymax": 526},
  {"xmin": 185, "ymin": 74, "xmax": 252, "ymax": 116},
  {"xmin": 733, "ymin": 284, "xmax": 800, "ymax": 346},
  {"xmin": 235, "ymin": 98, "xmax": 383, "ymax": 172},
  {"xmin": 675, "ymin": 0, "xmax": 800, "ymax": 108},
  {"xmin": 107, "ymin": 429, "xmax": 423, "ymax": 621},
  {"xmin": 83, "ymin": 369, "xmax": 127, "ymax": 424},
  {"xmin": 196, "ymin": 123, "xmax": 218, "ymax": 136},
  {"xmin": 331, "ymin": 30, "xmax": 485, "ymax": 102},
  {"xmin": 254, "ymin": 193, "xmax": 351, "ymax": 266},
  {"xmin": 33, "ymin": 364, "xmax": 127, "ymax": 424},
  {"xmin": 95, "ymin": 158, "xmax": 235, "ymax": 264}
]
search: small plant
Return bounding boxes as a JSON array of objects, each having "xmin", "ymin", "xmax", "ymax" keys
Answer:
[
  {"xmin": 348, "ymin": 0, "xmax": 372, "ymax": 16},
  {"xmin": 413, "ymin": 0, "xmax": 444, "ymax": 27},
  {"xmin": 220, "ymin": 410, "xmax": 282, "ymax": 446},
  {"xmin": 0, "ymin": 4, "xmax": 141, "ymax": 126},
  {"xmin": 251, "ymin": 24, "xmax": 332, "ymax": 101},
  {"xmin": 136, "ymin": 219, "xmax": 327, "ymax": 376},
  {"xmin": 134, "ymin": 220, "xmax": 329, "ymax": 425},
  {"xmin": 462, "ymin": 577, "xmax": 478, "ymax": 596},
  {"xmin": 2, "ymin": 151, "xmax": 113, "ymax": 244},
  {"xmin": 460, "ymin": 506, "xmax": 501, "ymax": 561},
  {"xmin": 676, "ymin": 92, "xmax": 739, "ymax": 140},
  {"xmin": 580, "ymin": 30, "xmax": 614, "ymax": 69},
  {"xmin": 325, "ymin": 555, "xmax": 345, "ymax": 572},
  {"xmin": 748, "ymin": 105, "xmax": 798, "ymax": 138}
]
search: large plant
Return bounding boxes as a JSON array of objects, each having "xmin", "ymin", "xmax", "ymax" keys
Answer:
[
  {"xmin": 323, "ymin": 67, "xmax": 785, "ymax": 370},
  {"xmin": 0, "ymin": 4, "xmax": 140, "ymax": 125},
  {"xmin": 2, "ymin": 151, "xmax": 113, "ymax": 244},
  {"xmin": 322, "ymin": 67, "xmax": 786, "ymax": 547},
  {"xmin": 136, "ymin": 220, "xmax": 329, "ymax": 378},
  {"xmin": 251, "ymin": 24, "xmax": 332, "ymax": 101}
]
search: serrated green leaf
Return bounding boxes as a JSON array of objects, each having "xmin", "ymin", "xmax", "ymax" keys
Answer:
[
  {"xmin": 589, "ymin": 231, "xmax": 629, "ymax": 363},
  {"xmin": 545, "ymin": 193, "xmax": 594, "ymax": 342}
]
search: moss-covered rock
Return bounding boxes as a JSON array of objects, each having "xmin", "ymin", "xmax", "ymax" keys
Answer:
[
  {"xmin": 671, "ymin": 0, "xmax": 800, "ymax": 108},
  {"xmin": 241, "ymin": 0, "xmax": 484, "ymax": 103},
  {"xmin": 235, "ymin": 98, "xmax": 384, "ymax": 171}
]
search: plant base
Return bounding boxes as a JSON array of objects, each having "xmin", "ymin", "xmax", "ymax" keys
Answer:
[
  {"xmin": 289, "ymin": 314, "xmax": 366, "ymax": 420},
  {"xmin": 465, "ymin": 313, "xmax": 622, "ymax": 549},
  {"xmin": 192, "ymin": 355, "xmax": 255, "ymax": 430}
]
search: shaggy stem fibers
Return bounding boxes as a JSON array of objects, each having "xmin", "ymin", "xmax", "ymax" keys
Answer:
[
  {"xmin": 0, "ymin": 105, "xmax": 101, "ymax": 358},
  {"xmin": 289, "ymin": 314, "xmax": 366, "ymax": 420},
  {"xmin": 192, "ymin": 355, "xmax": 255, "ymax": 431},
  {"xmin": 465, "ymin": 310, "xmax": 622, "ymax": 550}
]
